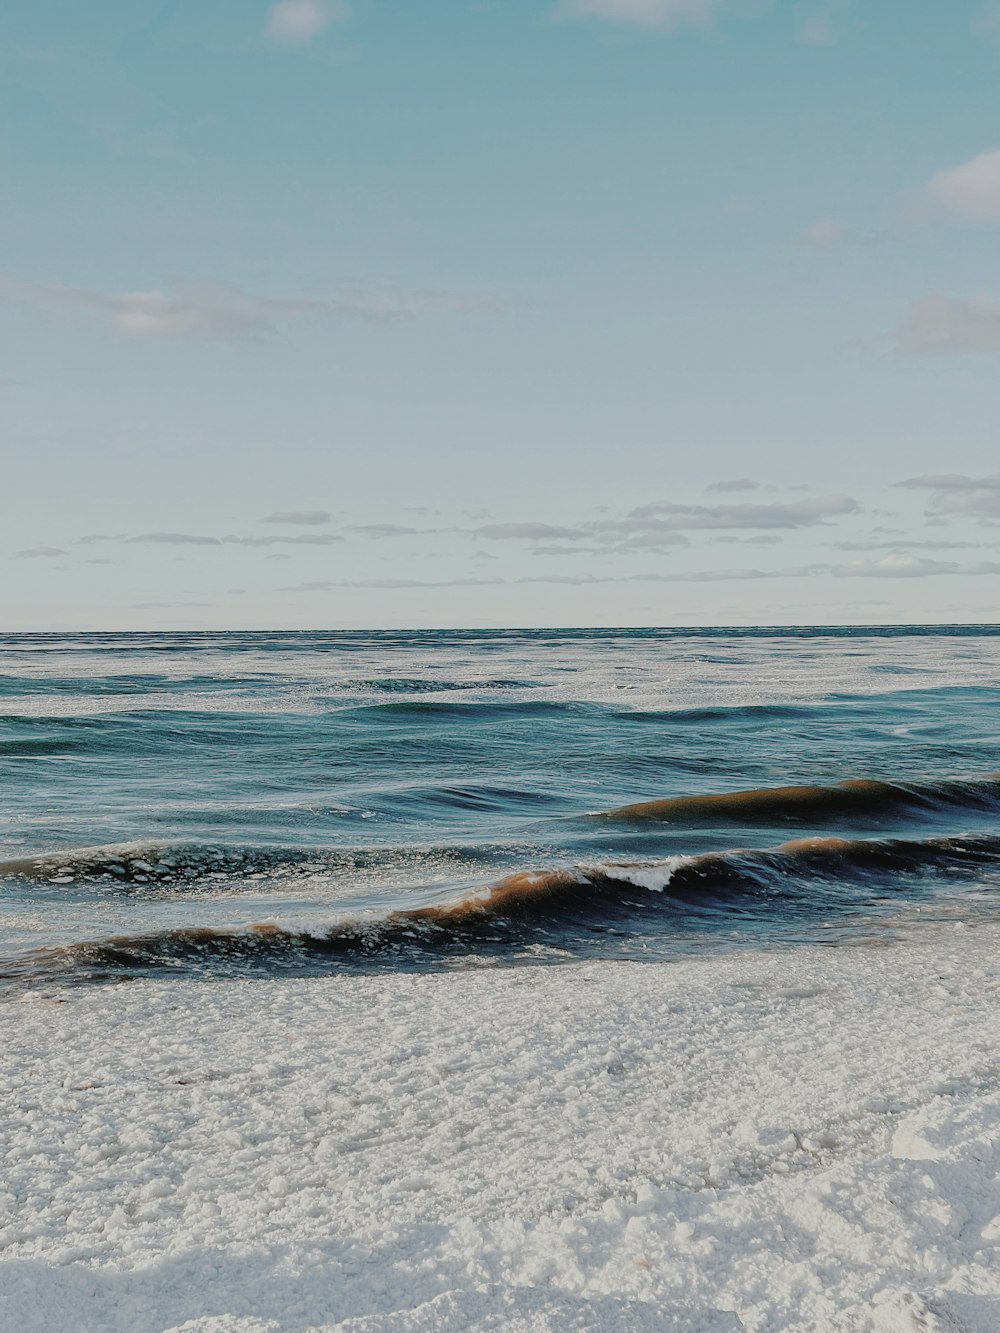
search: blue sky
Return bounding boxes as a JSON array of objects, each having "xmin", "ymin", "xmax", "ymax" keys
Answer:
[{"xmin": 4, "ymin": 0, "xmax": 1000, "ymax": 628}]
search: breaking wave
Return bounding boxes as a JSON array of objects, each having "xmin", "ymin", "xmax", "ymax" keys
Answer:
[
  {"xmin": 6, "ymin": 830, "xmax": 1000, "ymax": 983},
  {"xmin": 596, "ymin": 775, "xmax": 1000, "ymax": 825}
]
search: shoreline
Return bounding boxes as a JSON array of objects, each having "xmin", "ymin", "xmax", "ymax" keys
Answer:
[{"xmin": 1, "ymin": 924, "xmax": 998, "ymax": 1330}]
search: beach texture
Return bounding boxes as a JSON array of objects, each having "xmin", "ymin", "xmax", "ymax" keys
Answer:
[{"xmin": 2, "ymin": 921, "xmax": 998, "ymax": 1331}]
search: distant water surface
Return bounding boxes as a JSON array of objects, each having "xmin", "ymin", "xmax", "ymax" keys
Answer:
[{"xmin": 3, "ymin": 627, "xmax": 1000, "ymax": 983}]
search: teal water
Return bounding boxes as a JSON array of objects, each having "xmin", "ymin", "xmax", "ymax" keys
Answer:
[{"xmin": 3, "ymin": 627, "xmax": 1000, "ymax": 982}]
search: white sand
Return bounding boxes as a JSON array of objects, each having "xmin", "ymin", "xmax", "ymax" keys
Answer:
[{"xmin": 1, "ymin": 925, "xmax": 998, "ymax": 1331}]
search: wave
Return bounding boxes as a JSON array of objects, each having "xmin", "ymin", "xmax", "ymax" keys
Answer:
[
  {"xmin": 611, "ymin": 703, "xmax": 812, "ymax": 724},
  {"xmin": 596, "ymin": 775, "xmax": 1000, "ymax": 825},
  {"xmin": 8, "ymin": 830, "xmax": 1000, "ymax": 982},
  {"xmin": 338, "ymin": 698, "xmax": 577, "ymax": 720}
]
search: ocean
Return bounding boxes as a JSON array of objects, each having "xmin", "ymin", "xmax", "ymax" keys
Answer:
[{"xmin": 3, "ymin": 625, "xmax": 1000, "ymax": 985}]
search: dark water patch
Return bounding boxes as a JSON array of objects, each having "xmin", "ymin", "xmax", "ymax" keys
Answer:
[
  {"xmin": 348, "ymin": 677, "xmax": 536, "ymax": 693},
  {"xmin": 0, "ymin": 738, "xmax": 84, "ymax": 757}
]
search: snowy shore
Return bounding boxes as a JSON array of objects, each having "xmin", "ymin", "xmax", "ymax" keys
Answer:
[{"xmin": 1, "ymin": 925, "xmax": 998, "ymax": 1331}]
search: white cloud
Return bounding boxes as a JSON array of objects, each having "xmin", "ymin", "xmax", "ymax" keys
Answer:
[
  {"xmin": 928, "ymin": 149, "xmax": 1000, "ymax": 222},
  {"xmin": 17, "ymin": 546, "xmax": 66, "ymax": 559},
  {"xmin": 267, "ymin": 0, "xmax": 348, "ymax": 45},
  {"xmin": 834, "ymin": 554, "xmax": 1000, "ymax": 578},
  {"xmin": 29, "ymin": 284, "xmax": 325, "ymax": 342},
  {"xmin": 559, "ymin": 0, "xmax": 726, "ymax": 30},
  {"xmin": 15, "ymin": 279, "xmax": 478, "ymax": 343},
  {"xmin": 895, "ymin": 293, "xmax": 1000, "ymax": 357}
]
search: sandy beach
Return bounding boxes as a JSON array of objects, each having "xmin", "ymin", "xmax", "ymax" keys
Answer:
[{"xmin": 2, "ymin": 921, "xmax": 997, "ymax": 1331}]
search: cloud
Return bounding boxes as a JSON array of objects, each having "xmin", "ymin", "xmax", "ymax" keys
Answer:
[
  {"xmin": 279, "ymin": 577, "xmax": 505, "ymax": 591},
  {"xmin": 627, "ymin": 494, "xmax": 859, "ymax": 529},
  {"xmin": 705, "ymin": 478, "xmax": 759, "ymax": 493},
  {"xmin": 26, "ymin": 283, "xmax": 325, "ymax": 342},
  {"xmin": 465, "ymin": 495, "xmax": 857, "ymax": 558},
  {"xmin": 797, "ymin": 14, "xmax": 833, "ymax": 44},
  {"xmin": 349, "ymin": 524, "xmax": 421, "ymax": 539},
  {"xmin": 895, "ymin": 474, "xmax": 1000, "ymax": 518},
  {"xmin": 262, "ymin": 510, "xmax": 331, "ymax": 525},
  {"xmin": 713, "ymin": 534, "xmax": 783, "ymax": 545},
  {"xmin": 895, "ymin": 294, "xmax": 1000, "ymax": 356},
  {"xmin": 834, "ymin": 554, "xmax": 1000, "ymax": 578},
  {"xmin": 475, "ymin": 523, "xmax": 588, "ymax": 541},
  {"xmin": 16, "ymin": 279, "xmax": 479, "ymax": 343},
  {"xmin": 800, "ymin": 218, "xmax": 852, "ymax": 248},
  {"xmin": 558, "ymin": 0, "xmax": 728, "ymax": 30},
  {"xmin": 928, "ymin": 149, "xmax": 1000, "ymax": 222},
  {"xmin": 896, "ymin": 474, "xmax": 1000, "ymax": 492},
  {"xmin": 835, "ymin": 539, "xmax": 976, "ymax": 552},
  {"xmin": 225, "ymin": 534, "xmax": 345, "ymax": 546},
  {"xmin": 267, "ymin": 0, "xmax": 348, "ymax": 44},
  {"xmin": 529, "ymin": 544, "xmax": 604, "ymax": 556},
  {"xmin": 343, "ymin": 577, "xmax": 505, "ymax": 589},
  {"xmin": 17, "ymin": 546, "xmax": 66, "ymax": 559},
  {"xmin": 973, "ymin": 4, "xmax": 1000, "ymax": 47},
  {"xmin": 124, "ymin": 533, "xmax": 221, "ymax": 546},
  {"xmin": 474, "ymin": 517, "xmax": 690, "ymax": 553},
  {"xmin": 521, "ymin": 566, "xmax": 822, "ymax": 584},
  {"xmin": 580, "ymin": 523, "xmax": 690, "ymax": 549},
  {"xmin": 519, "ymin": 556, "xmax": 1000, "ymax": 584},
  {"xmin": 67, "ymin": 530, "xmax": 345, "ymax": 549}
]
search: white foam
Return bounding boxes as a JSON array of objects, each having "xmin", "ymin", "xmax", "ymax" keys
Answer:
[{"xmin": 603, "ymin": 858, "xmax": 693, "ymax": 891}]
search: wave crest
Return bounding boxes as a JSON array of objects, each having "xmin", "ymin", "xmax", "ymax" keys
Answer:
[{"xmin": 596, "ymin": 775, "xmax": 1000, "ymax": 825}]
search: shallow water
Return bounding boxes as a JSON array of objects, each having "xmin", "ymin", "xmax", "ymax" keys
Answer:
[{"xmin": 3, "ymin": 627, "xmax": 1000, "ymax": 983}]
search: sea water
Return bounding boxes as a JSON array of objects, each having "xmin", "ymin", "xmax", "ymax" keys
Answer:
[{"xmin": 3, "ymin": 626, "xmax": 1000, "ymax": 983}]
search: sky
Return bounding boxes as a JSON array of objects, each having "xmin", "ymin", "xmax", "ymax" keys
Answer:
[{"xmin": 4, "ymin": 0, "xmax": 1000, "ymax": 629}]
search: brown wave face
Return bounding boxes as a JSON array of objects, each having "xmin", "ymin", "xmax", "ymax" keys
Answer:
[
  {"xmin": 12, "ymin": 829, "xmax": 1000, "ymax": 984},
  {"xmin": 595, "ymin": 775, "xmax": 1000, "ymax": 825}
]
